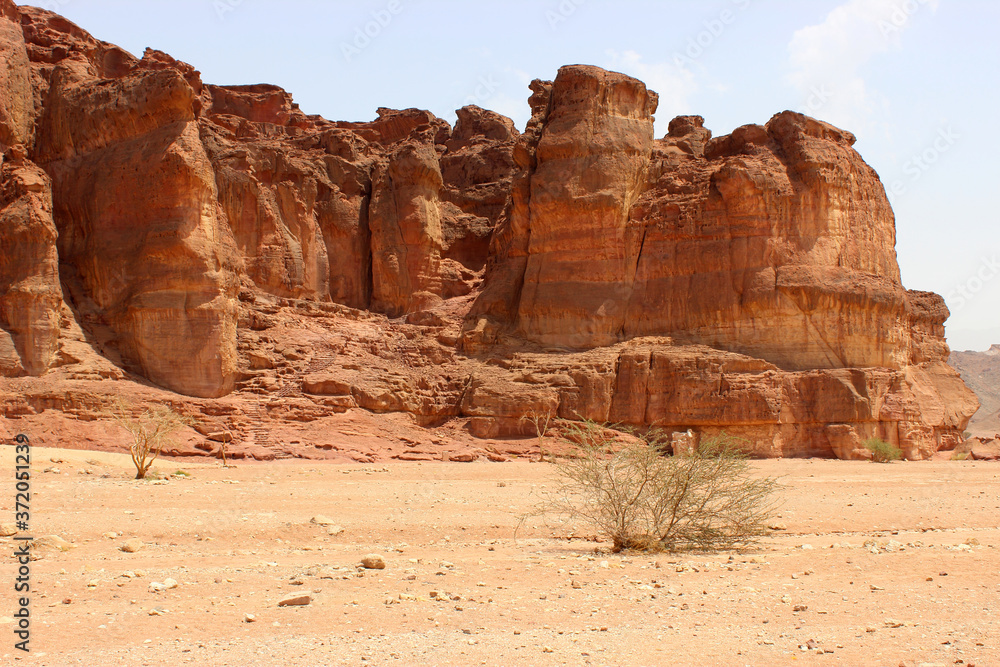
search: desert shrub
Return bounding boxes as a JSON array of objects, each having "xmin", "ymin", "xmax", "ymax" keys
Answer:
[
  {"xmin": 530, "ymin": 422, "xmax": 779, "ymax": 552},
  {"xmin": 106, "ymin": 399, "xmax": 192, "ymax": 480},
  {"xmin": 863, "ymin": 437, "xmax": 902, "ymax": 463},
  {"xmin": 520, "ymin": 408, "xmax": 557, "ymax": 461}
]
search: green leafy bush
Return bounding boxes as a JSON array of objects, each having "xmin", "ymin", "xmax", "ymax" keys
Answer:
[{"xmin": 863, "ymin": 437, "xmax": 902, "ymax": 463}]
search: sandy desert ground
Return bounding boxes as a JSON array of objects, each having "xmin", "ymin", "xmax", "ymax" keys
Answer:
[{"xmin": 0, "ymin": 445, "xmax": 998, "ymax": 667}]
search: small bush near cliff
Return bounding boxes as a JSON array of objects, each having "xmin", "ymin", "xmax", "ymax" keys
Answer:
[
  {"xmin": 105, "ymin": 399, "xmax": 192, "ymax": 480},
  {"xmin": 528, "ymin": 422, "xmax": 778, "ymax": 553},
  {"xmin": 863, "ymin": 437, "xmax": 902, "ymax": 463}
]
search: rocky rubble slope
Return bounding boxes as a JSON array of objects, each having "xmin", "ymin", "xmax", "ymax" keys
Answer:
[{"xmin": 0, "ymin": 2, "xmax": 979, "ymax": 460}]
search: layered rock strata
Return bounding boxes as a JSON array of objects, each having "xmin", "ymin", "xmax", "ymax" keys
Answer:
[
  {"xmin": 468, "ymin": 66, "xmax": 940, "ymax": 372},
  {"xmin": 460, "ymin": 64, "xmax": 975, "ymax": 457},
  {"xmin": 0, "ymin": 150, "xmax": 61, "ymax": 376},
  {"xmin": 0, "ymin": 6, "xmax": 978, "ymax": 459}
]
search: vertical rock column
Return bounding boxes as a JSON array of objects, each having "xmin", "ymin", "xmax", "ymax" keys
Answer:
[
  {"xmin": 0, "ymin": 1, "xmax": 61, "ymax": 376},
  {"xmin": 369, "ymin": 142, "xmax": 445, "ymax": 316},
  {"xmin": 0, "ymin": 0, "xmax": 31, "ymax": 151},
  {"xmin": 0, "ymin": 155, "xmax": 62, "ymax": 376},
  {"xmin": 514, "ymin": 65, "xmax": 658, "ymax": 348},
  {"xmin": 36, "ymin": 64, "xmax": 240, "ymax": 398}
]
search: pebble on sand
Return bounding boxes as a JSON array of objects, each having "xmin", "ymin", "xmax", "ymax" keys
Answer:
[
  {"xmin": 277, "ymin": 595, "xmax": 312, "ymax": 607},
  {"xmin": 149, "ymin": 578, "xmax": 178, "ymax": 592},
  {"xmin": 361, "ymin": 554, "xmax": 386, "ymax": 570},
  {"xmin": 310, "ymin": 515, "xmax": 336, "ymax": 526},
  {"xmin": 120, "ymin": 538, "xmax": 145, "ymax": 553}
]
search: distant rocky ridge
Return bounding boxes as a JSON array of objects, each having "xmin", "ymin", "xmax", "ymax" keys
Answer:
[
  {"xmin": 949, "ymin": 345, "xmax": 1000, "ymax": 437},
  {"xmin": 0, "ymin": 1, "xmax": 979, "ymax": 461}
]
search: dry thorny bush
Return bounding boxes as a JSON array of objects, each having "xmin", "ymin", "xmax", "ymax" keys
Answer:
[
  {"xmin": 106, "ymin": 398, "xmax": 192, "ymax": 480},
  {"xmin": 526, "ymin": 421, "xmax": 780, "ymax": 553}
]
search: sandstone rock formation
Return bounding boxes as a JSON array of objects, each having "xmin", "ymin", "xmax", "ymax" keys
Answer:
[
  {"xmin": 462, "ymin": 64, "xmax": 976, "ymax": 458},
  {"xmin": 0, "ymin": 5, "xmax": 979, "ymax": 461},
  {"xmin": 969, "ymin": 437, "xmax": 1000, "ymax": 461},
  {"xmin": 29, "ymin": 39, "xmax": 241, "ymax": 399},
  {"xmin": 468, "ymin": 66, "xmax": 936, "ymax": 372},
  {"xmin": 201, "ymin": 91, "xmax": 515, "ymax": 314},
  {"xmin": 0, "ymin": 0, "xmax": 30, "ymax": 150},
  {"xmin": 0, "ymin": 149, "xmax": 61, "ymax": 376},
  {"xmin": 469, "ymin": 66, "xmax": 660, "ymax": 349},
  {"xmin": 1, "ymin": 0, "xmax": 59, "ymax": 377}
]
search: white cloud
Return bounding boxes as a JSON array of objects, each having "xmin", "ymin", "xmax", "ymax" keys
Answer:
[
  {"xmin": 786, "ymin": 0, "xmax": 939, "ymax": 131},
  {"xmin": 603, "ymin": 50, "xmax": 698, "ymax": 136}
]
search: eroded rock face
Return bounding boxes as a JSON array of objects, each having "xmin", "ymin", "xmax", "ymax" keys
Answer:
[
  {"xmin": 439, "ymin": 105, "xmax": 519, "ymax": 270},
  {"xmin": 0, "ymin": 2, "xmax": 977, "ymax": 459},
  {"xmin": 467, "ymin": 65, "xmax": 659, "ymax": 348},
  {"xmin": 455, "ymin": 339, "xmax": 974, "ymax": 460},
  {"xmin": 200, "ymin": 84, "xmax": 377, "ymax": 308},
  {"xmin": 0, "ymin": 3, "xmax": 61, "ymax": 377},
  {"xmin": 467, "ymin": 80, "xmax": 924, "ymax": 372},
  {"xmin": 10, "ymin": 8, "xmax": 516, "ymax": 396},
  {"xmin": 624, "ymin": 111, "xmax": 914, "ymax": 371},
  {"xmin": 369, "ymin": 141, "xmax": 446, "ymax": 315},
  {"xmin": 0, "ymin": 153, "xmax": 61, "ymax": 376},
  {"xmin": 200, "ymin": 93, "xmax": 516, "ymax": 314},
  {"xmin": 458, "ymin": 66, "xmax": 976, "ymax": 457},
  {"xmin": 519, "ymin": 66, "xmax": 657, "ymax": 347},
  {"xmin": 0, "ymin": 0, "xmax": 31, "ymax": 149},
  {"xmin": 25, "ymin": 13, "xmax": 241, "ymax": 398}
]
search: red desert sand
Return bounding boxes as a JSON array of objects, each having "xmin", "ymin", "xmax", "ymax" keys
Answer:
[{"xmin": 0, "ymin": 445, "xmax": 997, "ymax": 666}]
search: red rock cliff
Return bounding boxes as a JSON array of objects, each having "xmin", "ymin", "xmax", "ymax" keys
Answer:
[
  {"xmin": 466, "ymin": 66, "xmax": 932, "ymax": 372},
  {"xmin": 0, "ymin": 5, "xmax": 978, "ymax": 460}
]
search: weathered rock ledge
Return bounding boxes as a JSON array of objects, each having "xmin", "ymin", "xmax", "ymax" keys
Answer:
[{"xmin": 0, "ymin": 4, "xmax": 978, "ymax": 460}]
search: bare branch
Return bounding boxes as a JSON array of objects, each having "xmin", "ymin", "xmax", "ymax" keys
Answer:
[{"xmin": 104, "ymin": 398, "xmax": 192, "ymax": 480}]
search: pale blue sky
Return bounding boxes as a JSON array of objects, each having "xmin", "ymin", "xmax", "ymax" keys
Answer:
[{"xmin": 29, "ymin": 0, "xmax": 999, "ymax": 351}]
